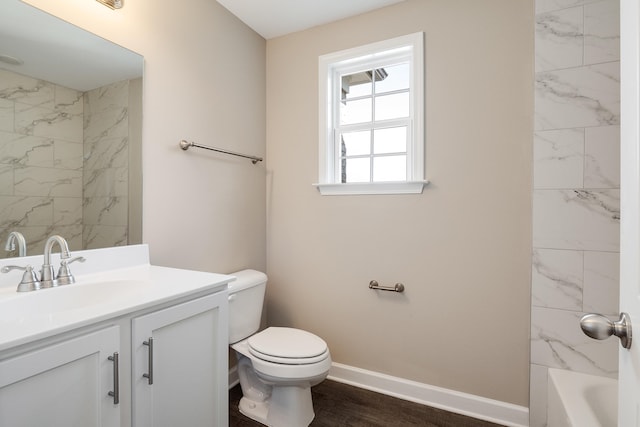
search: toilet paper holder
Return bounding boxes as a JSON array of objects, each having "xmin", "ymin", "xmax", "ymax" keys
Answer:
[{"xmin": 369, "ymin": 280, "xmax": 405, "ymax": 293}]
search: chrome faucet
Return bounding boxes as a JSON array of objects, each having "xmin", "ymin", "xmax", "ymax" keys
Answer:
[
  {"xmin": 40, "ymin": 235, "xmax": 71, "ymax": 288},
  {"xmin": 5, "ymin": 231, "xmax": 27, "ymax": 257}
]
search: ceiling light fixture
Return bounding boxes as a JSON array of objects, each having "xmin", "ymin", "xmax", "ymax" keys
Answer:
[{"xmin": 96, "ymin": 0, "xmax": 123, "ymax": 9}]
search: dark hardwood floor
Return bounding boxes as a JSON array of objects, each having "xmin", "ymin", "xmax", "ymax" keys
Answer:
[{"xmin": 229, "ymin": 380, "xmax": 504, "ymax": 426}]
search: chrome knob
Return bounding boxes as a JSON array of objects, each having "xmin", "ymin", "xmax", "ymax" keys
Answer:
[{"xmin": 580, "ymin": 312, "xmax": 632, "ymax": 349}]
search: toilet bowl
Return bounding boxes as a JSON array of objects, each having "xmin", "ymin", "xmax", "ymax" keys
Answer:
[{"xmin": 229, "ymin": 270, "xmax": 331, "ymax": 427}]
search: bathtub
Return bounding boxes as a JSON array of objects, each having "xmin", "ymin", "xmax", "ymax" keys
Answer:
[{"xmin": 547, "ymin": 368, "xmax": 617, "ymax": 427}]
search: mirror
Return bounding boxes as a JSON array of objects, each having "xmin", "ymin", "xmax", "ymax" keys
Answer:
[{"xmin": 0, "ymin": 0, "xmax": 143, "ymax": 258}]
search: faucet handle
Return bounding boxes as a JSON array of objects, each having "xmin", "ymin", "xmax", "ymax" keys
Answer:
[
  {"xmin": 1, "ymin": 264, "xmax": 41, "ymax": 292},
  {"xmin": 56, "ymin": 256, "xmax": 86, "ymax": 285}
]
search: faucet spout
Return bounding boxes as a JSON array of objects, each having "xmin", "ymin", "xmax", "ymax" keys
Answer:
[
  {"xmin": 43, "ymin": 235, "xmax": 70, "ymax": 265},
  {"xmin": 40, "ymin": 235, "xmax": 71, "ymax": 287},
  {"xmin": 5, "ymin": 231, "xmax": 27, "ymax": 257}
]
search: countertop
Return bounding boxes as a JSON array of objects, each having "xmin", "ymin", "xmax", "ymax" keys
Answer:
[{"xmin": 0, "ymin": 244, "xmax": 233, "ymax": 352}]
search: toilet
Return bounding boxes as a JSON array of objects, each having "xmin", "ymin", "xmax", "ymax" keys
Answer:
[{"xmin": 229, "ymin": 270, "xmax": 331, "ymax": 427}]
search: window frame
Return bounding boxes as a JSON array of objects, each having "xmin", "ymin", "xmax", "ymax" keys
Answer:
[{"xmin": 316, "ymin": 32, "xmax": 427, "ymax": 196}]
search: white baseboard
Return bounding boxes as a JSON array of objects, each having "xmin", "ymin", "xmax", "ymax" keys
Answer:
[
  {"xmin": 227, "ymin": 361, "xmax": 529, "ymax": 426},
  {"xmin": 328, "ymin": 363, "xmax": 529, "ymax": 427}
]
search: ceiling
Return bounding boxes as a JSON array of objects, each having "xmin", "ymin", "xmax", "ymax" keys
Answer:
[
  {"xmin": 216, "ymin": 0, "xmax": 407, "ymax": 39},
  {"xmin": 0, "ymin": 0, "xmax": 142, "ymax": 92},
  {"xmin": 0, "ymin": 0, "xmax": 405, "ymax": 91}
]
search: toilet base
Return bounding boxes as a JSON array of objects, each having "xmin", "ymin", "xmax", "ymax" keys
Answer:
[
  {"xmin": 239, "ymin": 397, "xmax": 269, "ymax": 424},
  {"xmin": 239, "ymin": 385, "xmax": 315, "ymax": 427}
]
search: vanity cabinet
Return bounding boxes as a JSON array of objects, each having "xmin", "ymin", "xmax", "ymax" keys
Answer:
[
  {"xmin": 0, "ymin": 288, "xmax": 229, "ymax": 427},
  {"xmin": 0, "ymin": 244, "xmax": 232, "ymax": 427},
  {"xmin": 132, "ymin": 292, "xmax": 229, "ymax": 427},
  {"xmin": 0, "ymin": 326, "xmax": 121, "ymax": 427}
]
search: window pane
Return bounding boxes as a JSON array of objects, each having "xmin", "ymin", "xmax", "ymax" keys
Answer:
[
  {"xmin": 373, "ymin": 155, "xmax": 406, "ymax": 182},
  {"xmin": 375, "ymin": 62, "xmax": 410, "ymax": 94},
  {"xmin": 374, "ymin": 92, "xmax": 409, "ymax": 121},
  {"xmin": 374, "ymin": 127, "xmax": 407, "ymax": 154},
  {"xmin": 341, "ymin": 71, "xmax": 372, "ymax": 100},
  {"xmin": 340, "ymin": 98, "xmax": 372, "ymax": 125},
  {"xmin": 343, "ymin": 157, "xmax": 370, "ymax": 183},
  {"xmin": 341, "ymin": 131, "xmax": 370, "ymax": 156}
]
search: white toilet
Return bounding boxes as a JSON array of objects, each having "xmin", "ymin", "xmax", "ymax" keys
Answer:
[{"xmin": 229, "ymin": 269, "xmax": 331, "ymax": 427}]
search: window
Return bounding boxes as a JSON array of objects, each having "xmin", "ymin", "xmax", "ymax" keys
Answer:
[{"xmin": 316, "ymin": 32, "xmax": 426, "ymax": 196}]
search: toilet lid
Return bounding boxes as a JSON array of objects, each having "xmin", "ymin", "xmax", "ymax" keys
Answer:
[{"xmin": 248, "ymin": 327, "xmax": 328, "ymax": 364}]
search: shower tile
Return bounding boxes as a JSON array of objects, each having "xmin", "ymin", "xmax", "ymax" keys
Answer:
[
  {"xmin": 14, "ymin": 166, "xmax": 82, "ymax": 197},
  {"xmin": 584, "ymin": 125, "xmax": 620, "ymax": 189},
  {"xmin": 533, "ymin": 189, "xmax": 619, "ymax": 251},
  {"xmin": 0, "ymin": 131, "xmax": 54, "ymax": 167},
  {"xmin": 15, "ymin": 103, "xmax": 83, "ymax": 143},
  {"xmin": 0, "ymin": 69, "xmax": 55, "ymax": 108},
  {"xmin": 83, "ymin": 224, "xmax": 127, "ymax": 249},
  {"xmin": 535, "ymin": 7, "xmax": 583, "ymax": 72},
  {"xmin": 53, "ymin": 197, "xmax": 83, "ymax": 226},
  {"xmin": 534, "ymin": 129, "xmax": 584, "ymax": 189},
  {"xmin": 83, "ymin": 167, "xmax": 128, "ymax": 197},
  {"xmin": 531, "ymin": 306, "xmax": 618, "ymax": 377},
  {"xmin": 584, "ymin": 0, "xmax": 620, "ymax": 65},
  {"xmin": 0, "ymin": 164, "xmax": 13, "ymax": 195},
  {"xmin": 84, "ymin": 81, "xmax": 129, "ymax": 115},
  {"xmin": 83, "ymin": 196, "xmax": 128, "ymax": 226},
  {"xmin": 84, "ymin": 136, "xmax": 129, "ymax": 170},
  {"xmin": 84, "ymin": 108, "xmax": 129, "ymax": 143},
  {"xmin": 532, "ymin": 248, "xmax": 583, "ymax": 310},
  {"xmin": 535, "ymin": 62, "xmax": 620, "ymax": 130},
  {"xmin": 0, "ymin": 99, "xmax": 13, "ymax": 132},
  {"xmin": 0, "ymin": 196, "xmax": 53, "ymax": 227},
  {"xmin": 54, "ymin": 86, "xmax": 83, "ymax": 115},
  {"xmin": 53, "ymin": 139, "xmax": 83, "ymax": 170},
  {"xmin": 583, "ymin": 251, "xmax": 619, "ymax": 315}
]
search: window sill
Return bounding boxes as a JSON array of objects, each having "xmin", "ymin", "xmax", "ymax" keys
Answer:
[{"xmin": 313, "ymin": 181, "xmax": 429, "ymax": 196}]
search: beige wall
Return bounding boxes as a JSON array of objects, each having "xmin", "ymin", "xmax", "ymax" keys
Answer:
[
  {"xmin": 266, "ymin": 0, "xmax": 533, "ymax": 405},
  {"xmin": 25, "ymin": 0, "xmax": 534, "ymax": 408},
  {"xmin": 23, "ymin": 0, "xmax": 267, "ymax": 273}
]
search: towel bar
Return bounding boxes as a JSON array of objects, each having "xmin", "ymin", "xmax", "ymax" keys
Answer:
[
  {"xmin": 369, "ymin": 280, "xmax": 405, "ymax": 293},
  {"xmin": 179, "ymin": 140, "xmax": 263, "ymax": 164}
]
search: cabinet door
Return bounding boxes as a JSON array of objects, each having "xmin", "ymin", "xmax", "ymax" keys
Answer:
[
  {"xmin": 0, "ymin": 326, "xmax": 121, "ymax": 427},
  {"xmin": 132, "ymin": 292, "xmax": 228, "ymax": 427}
]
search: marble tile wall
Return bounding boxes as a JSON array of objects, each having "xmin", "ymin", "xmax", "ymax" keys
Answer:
[
  {"xmin": 0, "ymin": 69, "xmax": 84, "ymax": 254},
  {"xmin": 0, "ymin": 69, "xmax": 129, "ymax": 256},
  {"xmin": 83, "ymin": 81, "xmax": 129, "ymax": 249},
  {"xmin": 531, "ymin": 0, "xmax": 620, "ymax": 426}
]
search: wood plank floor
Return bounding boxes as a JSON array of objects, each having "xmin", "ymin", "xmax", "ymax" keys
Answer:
[{"xmin": 230, "ymin": 380, "xmax": 505, "ymax": 426}]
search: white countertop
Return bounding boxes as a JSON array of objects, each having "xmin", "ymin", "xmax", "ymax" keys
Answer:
[{"xmin": 0, "ymin": 244, "xmax": 234, "ymax": 352}]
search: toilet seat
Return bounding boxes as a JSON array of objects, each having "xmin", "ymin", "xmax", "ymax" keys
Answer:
[{"xmin": 248, "ymin": 327, "xmax": 328, "ymax": 365}]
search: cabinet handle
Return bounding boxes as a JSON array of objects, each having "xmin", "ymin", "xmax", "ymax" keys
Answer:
[
  {"xmin": 143, "ymin": 337, "xmax": 154, "ymax": 385},
  {"xmin": 108, "ymin": 352, "xmax": 120, "ymax": 404}
]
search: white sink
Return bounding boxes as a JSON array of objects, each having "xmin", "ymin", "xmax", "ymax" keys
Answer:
[
  {"xmin": 0, "ymin": 244, "xmax": 232, "ymax": 352},
  {"xmin": 0, "ymin": 279, "xmax": 149, "ymax": 325}
]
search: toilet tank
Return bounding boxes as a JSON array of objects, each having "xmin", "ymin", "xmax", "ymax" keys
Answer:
[{"xmin": 228, "ymin": 269, "xmax": 267, "ymax": 344}]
